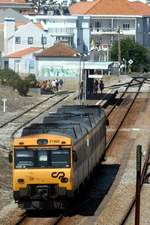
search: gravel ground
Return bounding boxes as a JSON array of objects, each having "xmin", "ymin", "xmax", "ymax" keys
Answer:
[{"xmin": 0, "ymin": 86, "xmax": 48, "ymax": 125}]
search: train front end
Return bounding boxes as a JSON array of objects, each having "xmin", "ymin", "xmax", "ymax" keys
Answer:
[{"xmin": 11, "ymin": 134, "xmax": 73, "ymax": 210}]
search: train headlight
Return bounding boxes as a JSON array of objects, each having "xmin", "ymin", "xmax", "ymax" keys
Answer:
[
  {"xmin": 37, "ymin": 139, "xmax": 48, "ymax": 145},
  {"xmin": 17, "ymin": 178, "xmax": 24, "ymax": 184}
]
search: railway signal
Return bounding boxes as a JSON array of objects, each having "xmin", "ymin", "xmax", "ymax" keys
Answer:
[{"xmin": 128, "ymin": 59, "xmax": 133, "ymax": 65}]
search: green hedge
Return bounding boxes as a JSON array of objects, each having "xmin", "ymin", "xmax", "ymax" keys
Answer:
[{"xmin": 0, "ymin": 69, "xmax": 37, "ymax": 96}]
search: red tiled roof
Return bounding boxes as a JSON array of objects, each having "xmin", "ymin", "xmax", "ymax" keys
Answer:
[
  {"xmin": 0, "ymin": 0, "xmax": 27, "ymax": 3},
  {"xmin": 69, "ymin": 0, "xmax": 150, "ymax": 16},
  {"xmin": 35, "ymin": 42, "xmax": 80, "ymax": 58},
  {"xmin": 69, "ymin": 2, "xmax": 96, "ymax": 15},
  {"xmin": 7, "ymin": 47, "xmax": 42, "ymax": 58}
]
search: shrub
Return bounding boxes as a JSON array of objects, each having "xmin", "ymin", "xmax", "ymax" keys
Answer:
[
  {"xmin": 16, "ymin": 79, "xmax": 29, "ymax": 96},
  {"xmin": 0, "ymin": 69, "xmax": 20, "ymax": 86},
  {"xmin": 25, "ymin": 74, "xmax": 37, "ymax": 88}
]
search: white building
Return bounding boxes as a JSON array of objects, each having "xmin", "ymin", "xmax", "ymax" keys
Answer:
[
  {"xmin": 3, "ymin": 18, "xmax": 54, "ymax": 55},
  {"xmin": 35, "ymin": 42, "xmax": 80, "ymax": 80},
  {"xmin": 25, "ymin": 15, "xmax": 86, "ymax": 53},
  {"xmin": 4, "ymin": 47, "xmax": 42, "ymax": 75},
  {"xmin": 69, "ymin": 0, "xmax": 150, "ymax": 60}
]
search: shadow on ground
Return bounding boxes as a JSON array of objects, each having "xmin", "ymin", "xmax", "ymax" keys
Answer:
[{"xmin": 67, "ymin": 163, "xmax": 120, "ymax": 216}]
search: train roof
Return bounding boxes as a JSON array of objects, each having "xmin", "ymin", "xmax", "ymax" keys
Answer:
[{"xmin": 21, "ymin": 105, "xmax": 105, "ymax": 143}]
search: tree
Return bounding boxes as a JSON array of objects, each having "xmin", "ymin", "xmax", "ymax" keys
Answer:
[
  {"xmin": 110, "ymin": 37, "xmax": 150, "ymax": 72},
  {"xmin": 31, "ymin": 0, "xmax": 57, "ymax": 14}
]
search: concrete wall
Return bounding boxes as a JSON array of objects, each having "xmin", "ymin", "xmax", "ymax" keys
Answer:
[{"xmin": 36, "ymin": 57, "xmax": 81, "ymax": 78}]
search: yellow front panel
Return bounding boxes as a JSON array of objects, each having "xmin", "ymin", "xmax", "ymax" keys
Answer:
[
  {"xmin": 13, "ymin": 168, "xmax": 72, "ymax": 191},
  {"xmin": 13, "ymin": 134, "xmax": 72, "ymax": 147}
]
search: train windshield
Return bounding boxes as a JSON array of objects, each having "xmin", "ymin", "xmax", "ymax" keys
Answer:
[{"xmin": 14, "ymin": 148, "xmax": 70, "ymax": 169}]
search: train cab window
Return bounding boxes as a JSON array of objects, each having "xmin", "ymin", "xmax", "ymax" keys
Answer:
[
  {"xmin": 14, "ymin": 148, "xmax": 71, "ymax": 169},
  {"xmin": 37, "ymin": 150, "xmax": 48, "ymax": 167},
  {"xmin": 36, "ymin": 149, "xmax": 70, "ymax": 168},
  {"xmin": 15, "ymin": 149, "xmax": 34, "ymax": 168},
  {"xmin": 50, "ymin": 149, "xmax": 70, "ymax": 168}
]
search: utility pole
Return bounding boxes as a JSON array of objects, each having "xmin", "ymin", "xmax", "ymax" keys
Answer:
[{"xmin": 118, "ymin": 26, "xmax": 121, "ymax": 82}]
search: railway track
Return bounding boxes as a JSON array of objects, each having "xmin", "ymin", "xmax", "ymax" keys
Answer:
[
  {"xmin": 0, "ymin": 92, "xmax": 73, "ymax": 152},
  {"xmin": 104, "ymin": 77, "xmax": 149, "ymax": 150},
  {"xmin": 14, "ymin": 213, "xmax": 63, "ymax": 225}
]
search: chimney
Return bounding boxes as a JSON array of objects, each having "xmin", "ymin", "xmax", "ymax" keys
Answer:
[{"xmin": 4, "ymin": 18, "xmax": 15, "ymax": 54}]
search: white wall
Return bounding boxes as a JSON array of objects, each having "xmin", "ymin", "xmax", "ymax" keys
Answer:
[
  {"xmin": 7, "ymin": 53, "xmax": 37, "ymax": 75},
  {"xmin": 36, "ymin": 57, "xmax": 81, "ymax": 80}
]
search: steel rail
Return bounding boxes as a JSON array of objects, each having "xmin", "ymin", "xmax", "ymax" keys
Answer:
[
  {"xmin": 102, "ymin": 77, "xmax": 146, "ymax": 158},
  {"xmin": 0, "ymin": 92, "xmax": 71, "ymax": 151},
  {"xmin": 0, "ymin": 94, "xmax": 57, "ymax": 129},
  {"xmin": 14, "ymin": 214, "xmax": 63, "ymax": 225},
  {"xmin": 105, "ymin": 78, "xmax": 139, "ymax": 117}
]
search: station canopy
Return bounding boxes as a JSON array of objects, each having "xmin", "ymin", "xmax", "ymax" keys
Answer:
[{"xmin": 84, "ymin": 61, "xmax": 113, "ymax": 70}]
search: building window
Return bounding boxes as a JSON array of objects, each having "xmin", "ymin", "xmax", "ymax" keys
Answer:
[
  {"xmin": 41, "ymin": 36, "xmax": 47, "ymax": 45},
  {"xmin": 123, "ymin": 23, "xmax": 130, "ymax": 30},
  {"xmin": 95, "ymin": 21, "xmax": 101, "ymax": 32},
  {"xmin": 28, "ymin": 37, "xmax": 33, "ymax": 44},
  {"xmin": 95, "ymin": 21, "xmax": 101, "ymax": 28},
  {"xmin": 4, "ymin": 61, "xmax": 9, "ymax": 69},
  {"xmin": 15, "ymin": 37, "xmax": 21, "ymax": 44}
]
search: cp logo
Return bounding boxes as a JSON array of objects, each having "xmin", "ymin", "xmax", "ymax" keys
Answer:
[
  {"xmin": 51, "ymin": 172, "xmax": 68, "ymax": 183},
  {"xmin": 51, "ymin": 172, "xmax": 65, "ymax": 179}
]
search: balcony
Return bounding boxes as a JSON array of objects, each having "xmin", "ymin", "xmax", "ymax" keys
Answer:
[
  {"xmin": 91, "ymin": 27, "xmax": 136, "ymax": 35},
  {"xmin": 48, "ymin": 28, "xmax": 74, "ymax": 36}
]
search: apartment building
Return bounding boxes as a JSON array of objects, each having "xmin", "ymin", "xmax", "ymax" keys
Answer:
[
  {"xmin": 69, "ymin": 0, "xmax": 150, "ymax": 61},
  {"xmin": 25, "ymin": 0, "xmax": 150, "ymax": 62}
]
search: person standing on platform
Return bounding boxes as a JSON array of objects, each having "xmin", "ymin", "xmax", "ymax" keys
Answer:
[
  {"xmin": 99, "ymin": 80, "xmax": 104, "ymax": 94},
  {"xmin": 94, "ymin": 79, "xmax": 99, "ymax": 94}
]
